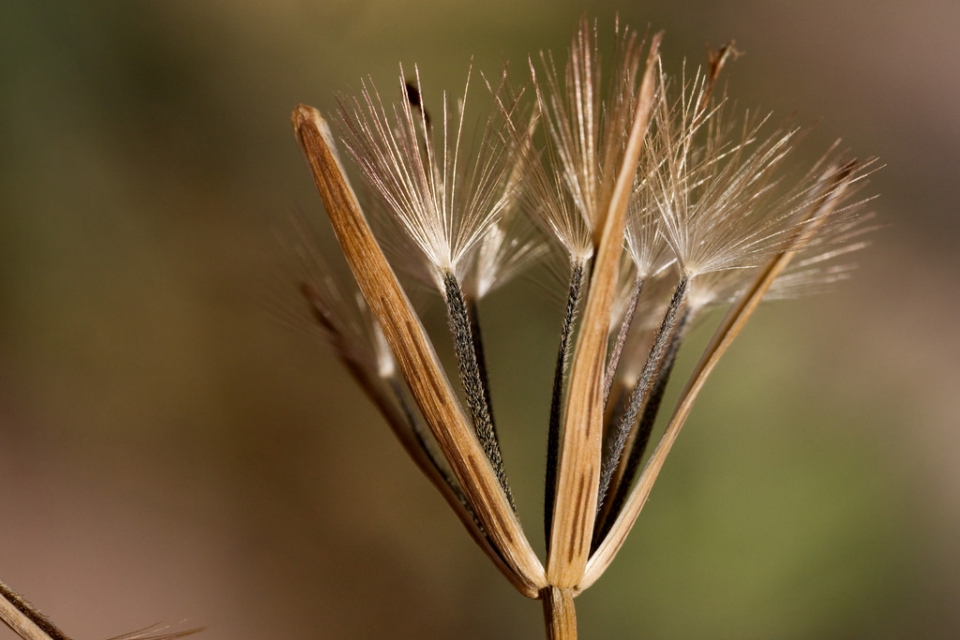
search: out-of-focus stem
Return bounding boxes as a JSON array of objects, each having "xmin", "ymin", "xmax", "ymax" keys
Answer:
[{"xmin": 603, "ymin": 276, "xmax": 644, "ymax": 406}]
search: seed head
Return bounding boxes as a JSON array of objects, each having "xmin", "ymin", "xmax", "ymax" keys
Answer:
[
  {"xmin": 291, "ymin": 15, "xmax": 877, "ymax": 637},
  {"xmin": 338, "ymin": 66, "xmax": 516, "ymax": 288}
]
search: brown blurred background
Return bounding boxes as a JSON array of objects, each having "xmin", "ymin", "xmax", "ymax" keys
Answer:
[{"xmin": 1, "ymin": 1, "xmax": 959, "ymax": 638}]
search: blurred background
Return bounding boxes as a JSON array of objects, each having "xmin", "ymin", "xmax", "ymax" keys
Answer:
[{"xmin": 1, "ymin": 1, "xmax": 958, "ymax": 638}]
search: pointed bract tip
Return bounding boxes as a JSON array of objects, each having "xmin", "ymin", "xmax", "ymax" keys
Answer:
[
  {"xmin": 649, "ymin": 31, "xmax": 664, "ymax": 59},
  {"xmin": 292, "ymin": 104, "xmax": 326, "ymax": 141}
]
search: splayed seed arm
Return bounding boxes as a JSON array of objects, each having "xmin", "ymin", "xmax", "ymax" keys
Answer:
[
  {"xmin": 583, "ymin": 161, "xmax": 857, "ymax": 590},
  {"xmin": 293, "ymin": 105, "xmax": 546, "ymax": 595},
  {"xmin": 547, "ymin": 33, "xmax": 661, "ymax": 588}
]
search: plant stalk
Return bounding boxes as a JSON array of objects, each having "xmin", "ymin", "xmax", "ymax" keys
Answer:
[
  {"xmin": 541, "ymin": 587, "xmax": 577, "ymax": 640},
  {"xmin": 0, "ymin": 580, "xmax": 66, "ymax": 640}
]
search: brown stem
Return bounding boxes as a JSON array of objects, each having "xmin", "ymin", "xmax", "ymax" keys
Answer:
[
  {"xmin": 541, "ymin": 587, "xmax": 577, "ymax": 640},
  {"xmin": 0, "ymin": 579, "xmax": 68, "ymax": 640}
]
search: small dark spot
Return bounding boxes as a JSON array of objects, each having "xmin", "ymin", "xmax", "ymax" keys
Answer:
[{"xmin": 405, "ymin": 81, "xmax": 432, "ymax": 128}]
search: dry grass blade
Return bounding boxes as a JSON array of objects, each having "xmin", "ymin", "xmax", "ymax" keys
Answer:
[
  {"xmin": 546, "ymin": 34, "xmax": 661, "ymax": 587},
  {"xmin": 106, "ymin": 623, "xmax": 205, "ymax": 640},
  {"xmin": 292, "ymin": 105, "xmax": 546, "ymax": 595},
  {"xmin": 0, "ymin": 598, "xmax": 56, "ymax": 640},
  {"xmin": 582, "ymin": 161, "xmax": 857, "ymax": 590},
  {"xmin": 0, "ymin": 581, "xmax": 68, "ymax": 640}
]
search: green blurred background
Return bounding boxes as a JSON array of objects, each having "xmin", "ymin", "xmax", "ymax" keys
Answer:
[{"xmin": 1, "ymin": 1, "xmax": 958, "ymax": 638}]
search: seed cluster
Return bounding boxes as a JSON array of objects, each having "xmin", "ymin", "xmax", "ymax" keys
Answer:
[{"xmin": 293, "ymin": 15, "xmax": 874, "ymax": 638}]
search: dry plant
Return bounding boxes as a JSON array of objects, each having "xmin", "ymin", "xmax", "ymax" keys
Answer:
[
  {"xmin": 0, "ymin": 15, "xmax": 874, "ymax": 640},
  {"xmin": 290, "ymin": 16, "xmax": 873, "ymax": 639},
  {"xmin": 0, "ymin": 579, "xmax": 202, "ymax": 640}
]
